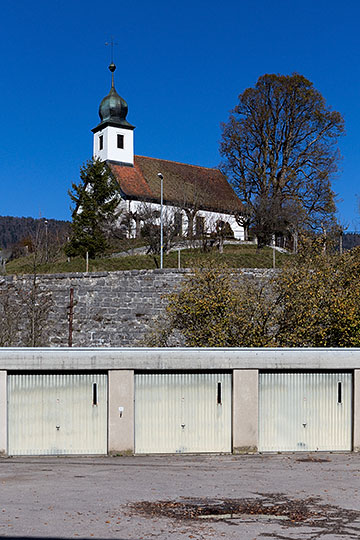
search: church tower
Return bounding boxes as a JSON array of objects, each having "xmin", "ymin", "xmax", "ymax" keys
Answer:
[{"xmin": 92, "ymin": 63, "xmax": 135, "ymax": 165}]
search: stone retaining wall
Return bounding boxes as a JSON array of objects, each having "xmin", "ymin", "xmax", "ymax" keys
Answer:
[{"xmin": 1, "ymin": 269, "xmax": 272, "ymax": 347}]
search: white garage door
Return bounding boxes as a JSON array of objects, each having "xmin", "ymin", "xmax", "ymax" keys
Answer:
[
  {"xmin": 135, "ymin": 373, "xmax": 232, "ymax": 453},
  {"xmin": 259, "ymin": 372, "xmax": 352, "ymax": 452},
  {"xmin": 8, "ymin": 374, "xmax": 107, "ymax": 455}
]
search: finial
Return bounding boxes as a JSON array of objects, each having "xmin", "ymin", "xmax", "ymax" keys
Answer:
[
  {"xmin": 105, "ymin": 37, "xmax": 118, "ymax": 89},
  {"xmin": 108, "ymin": 62, "xmax": 116, "ymax": 88}
]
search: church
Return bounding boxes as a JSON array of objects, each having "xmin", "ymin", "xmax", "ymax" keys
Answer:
[{"xmin": 92, "ymin": 62, "xmax": 244, "ymax": 240}]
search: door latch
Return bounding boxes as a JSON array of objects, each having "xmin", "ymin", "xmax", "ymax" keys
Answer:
[
  {"xmin": 302, "ymin": 423, "xmax": 307, "ymax": 428},
  {"xmin": 181, "ymin": 424, "xmax": 185, "ymax": 429},
  {"xmin": 56, "ymin": 425, "xmax": 60, "ymax": 431}
]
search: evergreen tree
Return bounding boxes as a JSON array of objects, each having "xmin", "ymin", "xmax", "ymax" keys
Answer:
[{"xmin": 65, "ymin": 159, "xmax": 121, "ymax": 258}]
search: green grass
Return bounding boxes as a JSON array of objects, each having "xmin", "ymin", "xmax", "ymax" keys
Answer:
[{"xmin": 5, "ymin": 244, "xmax": 290, "ymax": 275}]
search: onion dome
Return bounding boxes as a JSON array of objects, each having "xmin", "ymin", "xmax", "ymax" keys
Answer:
[{"xmin": 96, "ymin": 63, "xmax": 134, "ymax": 129}]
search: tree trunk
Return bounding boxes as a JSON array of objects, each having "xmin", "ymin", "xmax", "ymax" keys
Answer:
[
  {"xmin": 218, "ymin": 236, "xmax": 224, "ymax": 254},
  {"xmin": 135, "ymin": 215, "xmax": 141, "ymax": 238},
  {"xmin": 293, "ymin": 231, "xmax": 298, "ymax": 254},
  {"xmin": 186, "ymin": 212, "xmax": 194, "ymax": 239},
  {"xmin": 257, "ymin": 231, "xmax": 271, "ymax": 249}
]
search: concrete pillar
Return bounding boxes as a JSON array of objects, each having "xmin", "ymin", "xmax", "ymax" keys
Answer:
[
  {"xmin": 232, "ymin": 369, "xmax": 258, "ymax": 454},
  {"xmin": 0, "ymin": 371, "xmax": 7, "ymax": 456},
  {"xmin": 108, "ymin": 370, "xmax": 134, "ymax": 455},
  {"xmin": 354, "ymin": 370, "xmax": 360, "ymax": 452}
]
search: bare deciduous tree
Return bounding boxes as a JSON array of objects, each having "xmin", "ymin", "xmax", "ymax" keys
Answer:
[
  {"xmin": 137, "ymin": 203, "xmax": 179, "ymax": 257},
  {"xmin": 0, "ymin": 279, "xmax": 52, "ymax": 347},
  {"xmin": 220, "ymin": 73, "xmax": 345, "ymax": 247},
  {"xmin": 0, "ymin": 220, "xmax": 53, "ymax": 347}
]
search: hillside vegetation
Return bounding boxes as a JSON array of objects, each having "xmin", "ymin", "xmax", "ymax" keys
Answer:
[
  {"xmin": 4, "ymin": 244, "xmax": 289, "ymax": 275},
  {"xmin": 0, "ymin": 216, "xmax": 70, "ymax": 249}
]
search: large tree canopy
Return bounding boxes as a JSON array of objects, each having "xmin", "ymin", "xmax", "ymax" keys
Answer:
[{"xmin": 220, "ymin": 73, "xmax": 345, "ymax": 246}]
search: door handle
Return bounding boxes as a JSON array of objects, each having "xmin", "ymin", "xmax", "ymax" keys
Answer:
[
  {"xmin": 181, "ymin": 424, "xmax": 185, "ymax": 429},
  {"xmin": 302, "ymin": 423, "xmax": 307, "ymax": 428}
]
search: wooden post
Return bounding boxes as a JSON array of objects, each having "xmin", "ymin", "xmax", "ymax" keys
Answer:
[
  {"xmin": 68, "ymin": 288, "xmax": 74, "ymax": 347},
  {"xmin": 272, "ymin": 234, "xmax": 276, "ymax": 269}
]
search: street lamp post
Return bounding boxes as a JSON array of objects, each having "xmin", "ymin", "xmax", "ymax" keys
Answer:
[
  {"xmin": 44, "ymin": 219, "xmax": 49, "ymax": 263},
  {"xmin": 157, "ymin": 173, "xmax": 164, "ymax": 269}
]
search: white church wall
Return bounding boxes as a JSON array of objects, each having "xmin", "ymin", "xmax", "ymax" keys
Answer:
[
  {"xmin": 196, "ymin": 208, "xmax": 244, "ymax": 239},
  {"xmin": 121, "ymin": 199, "xmax": 244, "ymax": 240},
  {"xmin": 93, "ymin": 126, "xmax": 134, "ymax": 165}
]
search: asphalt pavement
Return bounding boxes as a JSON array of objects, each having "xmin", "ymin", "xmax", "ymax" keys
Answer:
[{"xmin": 0, "ymin": 452, "xmax": 359, "ymax": 539}]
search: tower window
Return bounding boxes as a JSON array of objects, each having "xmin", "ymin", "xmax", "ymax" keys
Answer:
[
  {"xmin": 117, "ymin": 134, "xmax": 124, "ymax": 149},
  {"xmin": 99, "ymin": 135, "xmax": 103, "ymax": 150}
]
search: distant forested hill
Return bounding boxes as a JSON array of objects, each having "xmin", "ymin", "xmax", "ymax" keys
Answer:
[
  {"xmin": 343, "ymin": 232, "xmax": 360, "ymax": 251},
  {"xmin": 0, "ymin": 216, "xmax": 71, "ymax": 248}
]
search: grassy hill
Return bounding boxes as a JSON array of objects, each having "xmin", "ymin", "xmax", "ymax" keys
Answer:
[{"xmin": 5, "ymin": 243, "xmax": 289, "ymax": 275}]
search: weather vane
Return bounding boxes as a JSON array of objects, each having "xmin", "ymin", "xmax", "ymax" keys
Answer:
[{"xmin": 105, "ymin": 36, "xmax": 118, "ymax": 64}]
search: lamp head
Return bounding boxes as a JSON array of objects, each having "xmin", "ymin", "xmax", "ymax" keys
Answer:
[{"xmin": 157, "ymin": 173, "xmax": 163, "ymax": 180}]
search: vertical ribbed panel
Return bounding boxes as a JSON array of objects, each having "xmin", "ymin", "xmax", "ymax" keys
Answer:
[
  {"xmin": 135, "ymin": 373, "xmax": 231, "ymax": 453},
  {"xmin": 259, "ymin": 372, "xmax": 352, "ymax": 452},
  {"xmin": 8, "ymin": 374, "xmax": 107, "ymax": 455}
]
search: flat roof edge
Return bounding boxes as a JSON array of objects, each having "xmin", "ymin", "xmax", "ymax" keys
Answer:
[{"xmin": 0, "ymin": 348, "xmax": 359, "ymax": 371}]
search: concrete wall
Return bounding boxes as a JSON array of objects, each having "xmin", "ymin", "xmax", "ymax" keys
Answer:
[
  {"xmin": 0, "ymin": 371, "xmax": 6, "ymax": 456},
  {"xmin": 108, "ymin": 370, "xmax": 134, "ymax": 454},
  {"xmin": 354, "ymin": 370, "xmax": 360, "ymax": 452},
  {"xmin": 2, "ymin": 347, "xmax": 360, "ymax": 371},
  {"xmin": 232, "ymin": 370, "xmax": 258, "ymax": 454}
]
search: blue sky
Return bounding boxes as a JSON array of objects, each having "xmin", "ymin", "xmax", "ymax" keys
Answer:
[{"xmin": 1, "ymin": 0, "xmax": 360, "ymax": 229}]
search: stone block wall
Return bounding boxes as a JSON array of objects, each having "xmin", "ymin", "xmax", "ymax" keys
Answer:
[{"xmin": 1, "ymin": 268, "xmax": 271, "ymax": 347}]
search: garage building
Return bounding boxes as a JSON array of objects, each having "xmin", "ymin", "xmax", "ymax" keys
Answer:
[{"xmin": 0, "ymin": 348, "xmax": 359, "ymax": 456}]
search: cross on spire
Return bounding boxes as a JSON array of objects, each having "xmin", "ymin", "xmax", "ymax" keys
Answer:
[{"xmin": 105, "ymin": 36, "xmax": 118, "ymax": 64}]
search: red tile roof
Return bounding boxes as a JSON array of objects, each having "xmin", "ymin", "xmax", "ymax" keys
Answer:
[{"xmin": 108, "ymin": 156, "xmax": 242, "ymax": 214}]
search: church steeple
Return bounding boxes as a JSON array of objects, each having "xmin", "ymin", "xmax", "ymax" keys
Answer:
[{"xmin": 92, "ymin": 63, "xmax": 135, "ymax": 166}]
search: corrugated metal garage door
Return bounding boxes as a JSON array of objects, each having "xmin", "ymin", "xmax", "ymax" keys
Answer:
[
  {"xmin": 8, "ymin": 374, "xmax": 107, "ymax": 455},
  {"xmin": 259, "ymin": 372, "xmax": 352, "ymax": 452},
  {"xmin": 135, "ymin": 373, "xmax": 232, "ymax": 454}
]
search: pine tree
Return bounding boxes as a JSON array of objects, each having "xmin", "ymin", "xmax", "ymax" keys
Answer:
[{"xmin": 65, "ymin": 159, "xmax": 121, "ymax": 258}]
